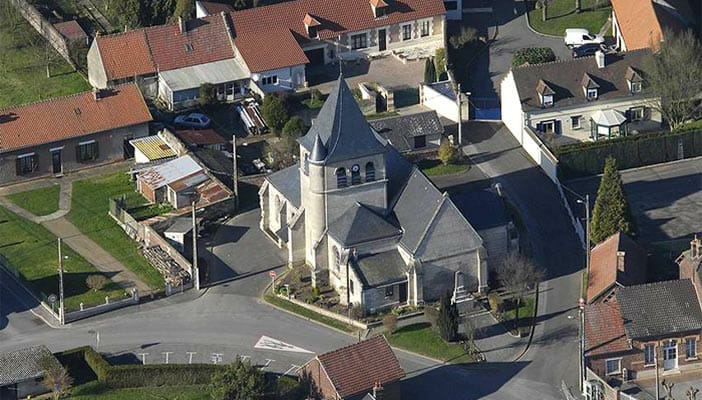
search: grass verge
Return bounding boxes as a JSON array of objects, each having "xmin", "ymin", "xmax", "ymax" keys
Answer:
[
  {"xmin": 365, "ymin": 111, "xmax": 400, "ymax": 120},
  {"xmin": 418, "ymin": 159, "xmax": 471, "ymax": 176},
  {"xmin": 386, "ymin": 323, "xmax": 480, "ymax": 363},
  {"xmin": 67, "ymin": 172, "xmax": 164, "ymax": 289},
  {"xmin": 527, "ymin": 0, "xmax": 611, "ymax": 37},
  {"xmin": 71, "ymin": 382, "xmax": 210, "ymax": 400},
  {"xmin": 6, "ymin": 184, "xmax": 61, "ymax": 216},
  {"xmin": 0, "ymin": 205, "xmax": 125, "ymax": 311},
  {"xmin": 264, "ymin": 294, "xmax": 356, "ymax": 333}
]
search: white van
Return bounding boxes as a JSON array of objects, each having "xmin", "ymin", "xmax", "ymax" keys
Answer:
[{"xmin": 564, "ymin": 29, "xmax": 605, "ymax": 48}]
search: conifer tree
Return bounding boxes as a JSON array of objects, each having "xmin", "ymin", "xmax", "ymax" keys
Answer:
[{"xmin": 591, "ymin": 157, "xmax": 637, "ymax": 243}]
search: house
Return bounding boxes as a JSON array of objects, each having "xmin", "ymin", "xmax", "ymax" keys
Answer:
[
  {"xmin": 195, "ymin": 0, "xmax": 235, "ymax": 19},
  {"xmin": 586, "ymin": 232, "xmax": 647, "ymax": 304},
  {"xmin": 584, "ymin": 279, "xmax": 702, "ymax": 399},
  {"xmin": 299, "ymin": 336, "xmax": 404, "ymax": 400},
  {"xmin": 0, "ymin": 346, "xmax": 62, "ymax": 400},
  {"xmin": 610, "ymin": 0, "xmax": 697, "ymax": 51},
  {"xmin": 53, "ymin": 20, "xmax": 89, "ymax": 47},
  {"xmin": 259, "ymin": 76, "xmax": 488, "ymax": 314},
  {"xmin": 368, "ymin": 111, "xmax": 443, "ymax": 154},
  {"xmin": 0, "ymin": 84, "xmax": 151, "ymax": 186},
  {"xmin": 500, "ymin": 49, "xmax": 662, "ymax": 144},
  {"xmin": 130, "ymin": 135, "xmax": 177, "ymax": 164},
  {"xmin": 136, "ymin": 155, "xmax": 231, "ymax": 209},
  {"xmin": 174, "ymin": 129, "xmax": 228, "ymax": 150}
]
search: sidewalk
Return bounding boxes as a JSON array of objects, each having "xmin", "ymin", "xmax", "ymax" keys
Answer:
[{"xmin": 469, "ymin": 310, "xmax": 527, "ymax": 362}]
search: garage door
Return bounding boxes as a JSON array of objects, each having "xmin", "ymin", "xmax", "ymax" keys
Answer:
[{"xmin": 305, "ymin": 48, "xmax": 325, "ymax": 66}]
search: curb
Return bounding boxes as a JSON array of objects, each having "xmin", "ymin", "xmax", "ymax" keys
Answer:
[
  {"xmin": 389, "ymin": 345, "xmax": 446, "ymax": 365},
  {"xmin": 512, "ymin": 282, "xmax": 540, "ymax": 362},
  {"xmin": 523, "ymin": 4, "xmax": 564, "ymax": 38}
]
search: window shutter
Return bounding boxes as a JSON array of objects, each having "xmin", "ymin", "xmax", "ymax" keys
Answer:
[
  {"xmin": 93, "ymin": 142, "xmax": 100, "ymax": 160},
  {"xmin": 624, "ymin": 110, "xmax": 631, "ymax": 120},
  {"xmin": 536, "ymin": 123, "xmax": 544, "ymax": 132},
  {"xmin": 644, "ymin": 107, "xmax": 651, "ymax": 121},
  {"xmin": 32, "ymin": 154, "xmax": 38, "ymax": 172},
  {"xmin": 76, "ymin": 145, "xmax": 82, "ymax": 163},
  {"xmin": 15, "ymin": 158, "xmax": 21, "ymax": 176},
  {"xmin": 555, "ymin": 120, "xmax": 562, "ymax": 135}
]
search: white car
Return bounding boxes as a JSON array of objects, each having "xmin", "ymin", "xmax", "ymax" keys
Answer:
[
  {"xmin": 174, "ymin": 113, "xmax": 211, "ymax": 129},
  {"xmin": 564, "ymin": 28, "xmax": 605, "ymax": 48}
]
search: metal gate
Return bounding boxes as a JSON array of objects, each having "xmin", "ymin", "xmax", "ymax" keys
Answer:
[{"xmin": 471, "ymin": 97, "xmax": 501, "ymax": 120}]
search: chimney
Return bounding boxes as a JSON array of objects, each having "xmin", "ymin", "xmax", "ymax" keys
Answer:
[
  {"xmin": 616, "ymin": 251, "xmax": 625, "ymax": 273},
  {"xmin": 372, "ymin": 382, "xmax": 384, "ymax": 400},
  {"xmin": 692, "ymin": 235, "xmax": 701, "ymax": 259},
  {"xmin": 595, "ymin": 50, "xmax": 605, "ymax": 68},
  {"xmin": 92, "ymin": 87, "xmax": 101, "ymax": 101},
  {"xmin": 178, "ymin": 16, "xmax": 186, "ymax": 34}
]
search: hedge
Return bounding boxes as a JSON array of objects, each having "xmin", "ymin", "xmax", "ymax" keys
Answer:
[
  {"xmin": 555, "ymin": 129, "xmax": 702, "ymax": 178},
  {"xmin": 512, "ymin": 47, "xmax": 556, "ymax": 67}
]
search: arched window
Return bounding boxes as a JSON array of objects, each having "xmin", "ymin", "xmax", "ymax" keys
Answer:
[
  {"xmin": 333, "ymin": 246, "xmax": 341, "ymax": 272},
  {"xmin": 303, "ymin": 154, "xmax": 309, "ymax": 175},
  {"xmin": 336, "ymin": 168, "xmax": 347, "ymax": 188},
  {"xmin": 351, "ymin": 164, "xmax": 361, "ymax": 185},
  {"xmin": 365, "ymin": 162, "xmax": 375, "ymax": 182}
]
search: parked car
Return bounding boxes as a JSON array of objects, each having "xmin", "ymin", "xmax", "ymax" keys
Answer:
[
  {"xmin": 572, "ymin": 43, "xmax": 605, "ymax": 58},
  {"xmin": 174, "ymin": 113, "xmax": 211, "ymax": 129},
  {"xmin": 564, "ymin": 28, "xmax": 605, "ymax": 48}
]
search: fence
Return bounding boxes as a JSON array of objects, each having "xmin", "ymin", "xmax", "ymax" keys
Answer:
[
  {"xmin": 7, "ymin": 0, "xmax": 77, "ymax": 68},
  {"xmin": 64, "ymin": 290, "xmax": 139, "ymax": 323}
]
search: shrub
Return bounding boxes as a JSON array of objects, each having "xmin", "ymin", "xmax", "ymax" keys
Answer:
[
  {"xmin": 438, "ymin": 141, "xmax": 457, "ymax": 165},
  {"xmin": 424, "ymin": 57, "xmax": 437, "ymax": 83},
  {"xmin": 437, "ymin": 291, "xmax": 459, "ymax": 342},
  {"xmin": 590, "ymin": 157, "xmax": 637, "ymax": 242},
  {"xmin": 488, "ymin": 292, "xmax": 504, "ymax": 313},
  {"xmin": 511, "ymin": 47, "xmax": 556, "ymax": 67},
  {"xmin": 276, "ymin": 376, "xmax": 304, "ymax": 400},
  {"xmin": 449, "ymin": 26, "xmax": 478, "ymax": 49},
  {"xmin": 424, "ymin": 305, "xmax": 439, "ymax": 327},
  {"xmin": 282, "ymin": 116, "xmax": 306, "ymax": 138},
  {"xmin": 261, "ymin": 94, "xmax": 289, "ymax": 135},
  {"xmin": 383, "ymin": 314, "xmax": 398, "ymax": 335},
  {"xmin": 434, "ymin": 48, "xmax": 447, "ymax": 80},
  {"xmin": 86, "ymin": 274, "xmax": 107, "ymax": 292},
  {"xmin": 311, "ymin": 286, "xmax": 321, "ymax": 297},
  {"xmin": 209, "ymin": 357, "xmax": 265, "ymax": 400},
  {"xmin": 310, "ymin": 89, "xmax": 323, "ymax": 101},
  {"xmin": 198, "ymin": 83, "xmax": 218, "ymax": 108}
]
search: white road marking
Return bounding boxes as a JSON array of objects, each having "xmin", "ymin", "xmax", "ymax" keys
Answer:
[
  {"xmin": 254, "ymin": 335, "xmax": 313, "ymax": 353},
  {"xmin": 282, "ymin": 364, "xmax": 302, "ymax": 376}
]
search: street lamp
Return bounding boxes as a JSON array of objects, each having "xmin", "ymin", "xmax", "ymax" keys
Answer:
[
  {"xmin": 576, "ymin": 194, "xmax": 591, "ymax": 280},
  {"xmin": 57, "ymin": 237, "xmax": 65, "ymax": 326}
]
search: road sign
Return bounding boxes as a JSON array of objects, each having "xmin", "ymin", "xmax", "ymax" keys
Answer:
[
  {"xmin": 269, "ymin": 271, "xmax": 276, "ymax": 279},
  {"xmin": 48, "ymin": 294, "xmax": 57, "ymax": 304}
]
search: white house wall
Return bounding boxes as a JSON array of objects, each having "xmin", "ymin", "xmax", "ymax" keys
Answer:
[
  {"xmin": 421, "ymin": 82, "xmax": 459, "ymax": 122},
  {"xmin": 500, "ymin": 71, "xmax": 525, "ymax": 143},
  {"xmin": 87, "ymin": 41, "xmax": 108, "ymax": 89},
  {"xmin": 255, "ymin": 65, "xmax": 306, "ymax": 93}
]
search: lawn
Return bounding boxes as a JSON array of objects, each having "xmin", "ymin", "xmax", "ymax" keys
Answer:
[
  {"xmin": 6, "ymin": 184, "xmax": 61, "ymax": 216},
  {"xmin": 0, "ymin": 1, "xmax": 90, "ymax": 108},
  {"xmin": 67, "ymin": 172, "xmax": 165, "ymax": 289},
  {"xmin": 264, "ymin": 294, "xmax": 356, "ymax": 333},
  {"xmin": 418, "ymin": 159, "xmax": 471, "ymax": 176},
  {"xmin": 71, "ymin": 382, "xmax": 210, "ymax": 400},
  {"xmin": 302, "ymin": 98, "xmax": 325, "ymax": 109},
  {"xmin": 528, "ymin": 0, "xmax": 611, "ymax": 37},
  {"xmin": 0, "ymin": 205, "xmax": 124, "ymax": 311},
  {"xmin": 386, "ymin": 323, "xmax": 480, "ymax": 363}
]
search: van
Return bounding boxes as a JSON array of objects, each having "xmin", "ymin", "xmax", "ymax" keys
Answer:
[{"xmin": 564, "ymin": 28, "xmax": 605, "ymax": 48}]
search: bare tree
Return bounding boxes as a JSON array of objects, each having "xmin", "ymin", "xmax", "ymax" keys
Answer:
[
  {"xmin": 41, "ymin": 357, "xmax": 73, "ymax": 400},
  {"xmin": 646, "ymin": 29, "xmax": 702, "ymax": 131},
  {"xmin": 496, "ymin": 253, "xmax": 544, "ymax": 329}
]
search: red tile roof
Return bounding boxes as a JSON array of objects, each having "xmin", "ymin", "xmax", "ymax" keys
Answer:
[
  {"xmin": 610, "ymin": 0, "xmax": 689, "ymax": 51},
  {"xmin": 315, "ymin": 336, "xmax": 405, "ymax": 398},
  {"xmin": 198, "ymin": 1, "xmax": 236, "ymax": 15},
  {"xmin": 95, "ymin": 13, "xmax": 237, "ymax": 80},
  {"xmin": 0, "ymin": 84, "xmax": 152, "ymax": 153},
  {"xmin": 229, "ymin": 0, "xmax": 445, "ymax": 71},
  {"xmin": 175, "ymin": 129, "xmax": 227, "ymax": 146},
  {"xmin": 587, "ymin": 232, "xmax": 647, "ymax": 303},
  {"xmin": 53, "ymin": 20, "xmax": 88, "ymax": 42},
  {"xmin": 585, "ymin": 301, "xmax": 631, "ymax": 357}
]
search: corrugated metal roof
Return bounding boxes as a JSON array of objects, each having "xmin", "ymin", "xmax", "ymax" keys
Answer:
[
  {"xmin": 139, "ymin": 155, "xmax": 203, "ymax": 189},
  {"xmin": 130, "ymin": 135, "xmax": 177, "ymax": 161},
  {"xmin": 159, "ymin": 59, "xmax": 249, "ymax": 92}
]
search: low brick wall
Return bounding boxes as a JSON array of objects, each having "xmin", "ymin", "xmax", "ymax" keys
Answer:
[{"xmin": 64, "ymin": 293, "xmax": 139, "ymax": 323}]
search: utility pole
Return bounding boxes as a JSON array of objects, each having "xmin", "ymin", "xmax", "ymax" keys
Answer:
[
  {"xmin": 584, "ymin": 194, "xmax": 590, "ymax": 277},
  {"xmin": 191, "ymin": 201, "xmax": 200, "ymax": 290},
  {"xmin": 456, "ymin": 83, "xmax": 463, "ymax": 155},
  {"xmin": 655, "ymin": 344, "xmax": 660, "ymax": 400},
  {"xmin": 232, "ymin": 134, "xmax": 239, "ymax": 210},
  {"xmin": 58, "ymin": 237, "xmax": 65, "ymax": 326}
]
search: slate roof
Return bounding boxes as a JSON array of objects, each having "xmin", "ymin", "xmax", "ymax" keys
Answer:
[
  {"xmin": 0, "ymin": 84, "xmax": 152, "ymax": 153},
  {"xmin": 584, "ymin": 301, "xmax": 631, "ymax": 357},
  {"xmin": 328, "ymin": 203, "xmax": 402, "ymax": 247},
  {"xmin": 352, "ymin": 249, "xmax": 407, "ymax": 287},
  {"xmin": 392, "ymin": 168, "xmax": 445, "ymax": 252},
  {"xmin": 0, "ymin": 345, "xmax": 60, "ymax": 386},
  {"xmin": 617, "ymin": 279, "xmax": 702, "ymax": 339},
  {"xmin": 451, "ymin": 189, "xmax": 509, "ymax": 231},
  {"xmin": 511, "ymin": 49, "xmax": 654, "ymax": 111},
  {"xmin": 229, "ymin": 0, "xmax": 445, "ymax": 71},
  {"xmin": 314, "ymin": 336, "xmax": 405, "ymax": 398},
  {"xmin": 299, "ymin": 76, "xmax": 387, "ymax": 164},
  {"xmin": 267, "ymin": 165, "xmax": 301, "ymax": 208},
  {"xmin": 587, "ymin": 232, "xmax": 647, "ymax": 302},
  {"xmin": 369, "ymin": 111, "xmax": 443, "ymax": 153}
]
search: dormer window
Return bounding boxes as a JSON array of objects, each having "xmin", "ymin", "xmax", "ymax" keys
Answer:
[
  {"xmin": 581, "ymin": 73, "xmax": 600, "ymax": 101},
  {"xmin": 629, "ymin": 81, "xmax": 642, "ymax": 93},
  {"xmin": 303, "ymin": 13, "xmax": 321, "ymax": 38},
  {"xmin": 370, "ymin": 0, "xmax": 389, "ymax": 18},
  {"xmin": 625, "ymin": 66, "xmax": 643, "ymax": 94},
  {"xmin": 536, "ymin": 79, "xmax": 555, "ymax": 108},
  {"xmin": 541, "ymin": 94, "xmax": 553, "ymax": 107},
  {"xmin": 587, "ymin": 88, "xmax": 598, "ymax": 100}
]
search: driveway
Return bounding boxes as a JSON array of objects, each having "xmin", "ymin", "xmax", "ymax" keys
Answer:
[
  {"xmin": 563, "ymin": 157, "xmax": 702, "ymax": 243},
  {"xmin": 464, "ymin": 0, "xmax": 572, "ymax": 99},
  {"xmin": 203, "ymin": 209, "xmax": 287, "ymax": 285}
]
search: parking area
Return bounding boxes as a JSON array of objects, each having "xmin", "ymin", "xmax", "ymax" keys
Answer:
[
  {"xmin": 563, "ymin": 158, "xmax": 702, "ymax": 243},
  {"xmin": 308, "ymin": 56, "xmax": 424, "ymax": 94}
]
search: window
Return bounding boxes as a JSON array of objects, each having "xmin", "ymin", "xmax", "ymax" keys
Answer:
[
  {"xmin": 351, "ymin": 33, "xmax": 368, "ymax": 50},
  {"xmin": 77, "ymin": 141, "xmax": 99, "ymax": 163},
  {"xmin": 686, "ymin": 338, "xmax": 697, "ymax": 359},
  {"xmin": 184, "ymin": 43, "xmax": 194, "ymax": 53},
  {"xmin": 351, "ymin": 164, "xmax": 361, "ymax": 185},
  {"xmin": 303, "ymin": 154, "xmax": 309, "ymax": 175},
  {"xmin": 644, "ymin": 344, "xmax": 655, "ymax": 366},
  {"xmin": 443, "ymin": 1, "xmax": 458, "ymax": 10},
  {"xmin": 629, "ymin": 106, "xmax": 644, "ymax": 121},
  {"xmin": 261, "ymin": 75, "xmax": 278, "ymax": 86},
  {"xmin": 15, "ymin": 153, "xmax": 37, "ymax": 175},
  {"xmin": 402, "ymin": 24, "xmax": 412, "ymax": 40},
  {"xmin": 571, "ymin": 115, "xmax": 582, "ymax": 129},
  {"xmin": 587, "ymin": 88, "xmax": 598, "ymax": 100},
  {"xmin": 414, "ymin": 135, "xmax": 426, "ymax": 148},
  {"xmin": 349, "ymin": 279, "xmax": 354, "ymax": 295},
  {"xmin": 365, "ymin": 162, "xmax": 375, "ymax": 182},
  {"xmin": 334, "ymin": 247, "xmax": 341, "ymax": 272},
  {"xmin": 374, "ymin": 6, "xmax": 387, "ymax": 18},
  {"xmin": 541, "ymin": 94, "xmax": 553, "ymax": 107},
  {"xmin": 540, "ymin": 120, "xmax": 555, "ymax": 134},
  {"xmin": 605, "ymin": 358, "xmax": 621, "ymax": 375},
  {"xmin": 307, "ymin": 25, "xmax": 318, "ymax": 38},
  {"xmin": 630, "ymin": 81, "xmax": 642, "ymax": 93},
  {"xmin": 336, "ymin": 167, "xmax": 347, "ymax": 188},
  {"xmin": 385, "ymin": 285, "xmax": 394, "ymax": 297},
  {"xmin": 420, "ymin": 20, "xmax": 430, "ymax": 37}
]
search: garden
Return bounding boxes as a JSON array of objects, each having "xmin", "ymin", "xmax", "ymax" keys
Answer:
[{"xmin": 6, "ymin": 184, "xmax": 61, "ymax": 216}]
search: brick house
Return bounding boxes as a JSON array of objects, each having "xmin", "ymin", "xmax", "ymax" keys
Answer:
[
  {"xmin": 300, "ymin": 336, "xmax": 404, "ymax": 400},
  {"xmin": 0, "ymin": 84, "xmax": 150, "ymax": 186},
  {"xmin": 586, "ymin": 232, "xmax": 647, "ymax": 304},
  {"xmin": 584, "ymin": 279, "xmax": 702, "ymax": 399}
]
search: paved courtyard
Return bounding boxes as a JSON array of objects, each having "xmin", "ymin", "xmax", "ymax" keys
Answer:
[
  {"xmin": 308, "ymin": 56, "xmax": 424, "ymax": 94},
  {"xmin": 563, "ymin": 157, "xmax": 702, "ymax": 243}
]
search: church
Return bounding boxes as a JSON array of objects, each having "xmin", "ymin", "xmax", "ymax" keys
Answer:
[{"xmin": 259, "ymin": 76, "xmax": 488, "ymax": 314}]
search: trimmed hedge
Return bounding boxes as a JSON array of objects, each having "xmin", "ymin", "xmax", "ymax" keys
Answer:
[
  {"xmin": 512, "ymin": 47, "xmax": 556, "ymax": 67},
  {"xmin": 555, "ymin": 129, "xmax": 702, "ymax": 178}
]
